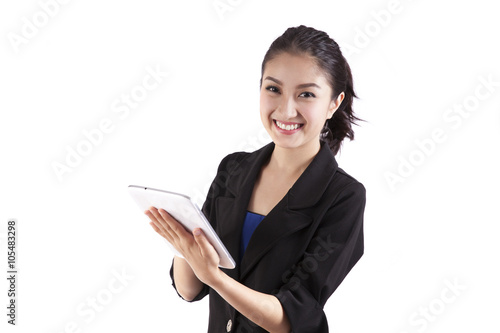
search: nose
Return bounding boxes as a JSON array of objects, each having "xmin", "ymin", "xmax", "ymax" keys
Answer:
[{"xmin": 278, "ymin": 94, "xmax": 297, "ymax": 119}]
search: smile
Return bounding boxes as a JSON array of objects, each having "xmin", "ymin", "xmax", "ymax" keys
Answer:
[{"xmin": 274, "ymin": 120, "xmax": 304, "ymax": 131}]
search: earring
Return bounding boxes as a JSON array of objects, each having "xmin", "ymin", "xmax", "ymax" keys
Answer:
[{"xmin": 320, "ymin": 121, "xmax": 331, "ymax": 140}]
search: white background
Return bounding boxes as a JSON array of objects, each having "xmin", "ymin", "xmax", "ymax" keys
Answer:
[{"xmin": 1, "ymin": 0, "xmax": 499, "ymax": 332}]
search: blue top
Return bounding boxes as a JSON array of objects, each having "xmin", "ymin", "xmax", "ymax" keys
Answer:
[{"xmin": 240, "ymin": 211, "xmax": 266, "ymax": 262}]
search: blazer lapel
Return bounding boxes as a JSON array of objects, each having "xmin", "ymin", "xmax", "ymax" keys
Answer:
[
  {"xmin": 214, "ymin": 141, "xmax": 339, "ymax": 281},
  {"xmin": 239, "ymin": 142, "xmax": 338, "ymax": 280},
  {"xmin": 214, "ymin": 143, "xmax": 275, "ymax": 278},
  {"xmin": 239, "ymin": 202, "xmax": 313, "ymax": 280}
]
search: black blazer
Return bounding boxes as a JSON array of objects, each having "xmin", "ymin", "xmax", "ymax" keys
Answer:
[{"xmin": 171, "ymin": 141, "xmax": 366, "ymax": 333}]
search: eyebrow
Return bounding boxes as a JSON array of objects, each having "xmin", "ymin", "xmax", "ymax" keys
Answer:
[{"xmin": 263, "ymin": 76, "xmax": 321, "ymax": 89}]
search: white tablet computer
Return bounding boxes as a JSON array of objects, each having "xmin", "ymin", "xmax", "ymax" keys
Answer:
[{"xmin": 128, "ymin": 185, "xmax": 235, "ymax": 269}]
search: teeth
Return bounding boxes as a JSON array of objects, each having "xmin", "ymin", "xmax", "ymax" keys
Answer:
[{"xmin": 276, "ymin": 121, "xmax": 301, "ymax": 131}]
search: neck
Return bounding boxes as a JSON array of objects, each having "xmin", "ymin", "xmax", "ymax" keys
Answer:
[{"xmin": 268, "ymin": 139, "xmax": 321, "ymax": 176}]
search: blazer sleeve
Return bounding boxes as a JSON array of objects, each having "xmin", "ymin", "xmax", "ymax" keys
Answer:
[
  {"xmin": 274, "ymin": 181, "xmax": 366, "ymax": 332},
  {"xmin": 169, "ymin": 153, "xmax": 237, "ymax": 302}
]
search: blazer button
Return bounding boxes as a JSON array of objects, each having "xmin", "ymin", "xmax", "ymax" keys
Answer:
[{"xmin": 226, "ymin": 319, "xmax": 232, "ymax": 332}]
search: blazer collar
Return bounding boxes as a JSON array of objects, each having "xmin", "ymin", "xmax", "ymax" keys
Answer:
[
  {"xmin": 225, "ymin": 140, "xmax": 338, "ymax": 210},
  {"xmin": 217, "ymin": 141, "xmax": 339, "ymax": 279}
]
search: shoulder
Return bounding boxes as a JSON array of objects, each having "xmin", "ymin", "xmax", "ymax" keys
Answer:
[
  {"xmin": 211, "ymin": 151, "xmax": 251, "ymax": 185},
  {"xmin": 328, "ymin": 166, "xmax": 366, "ymax": 205},
  {"xmin": 215, "ymin": 143, "xmax": 271, "ymax": 176},
  {"xmin": 314, "ymin": 166, "xmax": 366, "ymax": 236},
  {"xmin": 216, "ymin": 151, "xmax": 249, "ymax": 173},
  {"xmin": 335, "ymin": 167, "xmax": 366, "ymax": 193},
  {"xmin": 312, "ymin": 161, "xmax": 366, "ymax": 213},
  {"xmin": 306, "ymin": 140, "xmax": 366, "ymax": 205}
]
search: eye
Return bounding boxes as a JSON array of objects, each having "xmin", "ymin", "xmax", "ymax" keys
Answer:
[
  {"xmin": 265, "ymin": 85, "xmax": 280, "ymax": 93},
  {"xmin": 299, "ymin": 91, "xmax": 315, "ymax": 98}
]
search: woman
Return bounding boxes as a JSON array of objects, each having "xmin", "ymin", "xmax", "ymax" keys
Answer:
[{"xmin": 146, "ymin": 25, "xmax": 366, "ymax": 333}]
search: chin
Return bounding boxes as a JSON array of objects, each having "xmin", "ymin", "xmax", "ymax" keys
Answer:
[{"xmin": 271, "ymin": 137, "xmax": 303, "ymax": 149}]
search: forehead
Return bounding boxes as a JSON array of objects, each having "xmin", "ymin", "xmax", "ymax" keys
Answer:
[{"xmin": 263, "ymin": 52, "xmax": 329, "ymax": 86}]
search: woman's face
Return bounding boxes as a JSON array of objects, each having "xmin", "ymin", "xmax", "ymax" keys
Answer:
[{"xmin": 260, "ymin": 52, "xmax": 344, "ymax": 152}]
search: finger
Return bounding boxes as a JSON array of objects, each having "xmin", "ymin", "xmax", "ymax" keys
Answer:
[
  {"xmin": 149, "ymin": 221, "xmax": 159, "ymax": 233},
  {"xmin": 147, "ymin": 206, "xmax": 164, "ymax": 224},
  {"xmin": 149, "ymin": 220, "xmax": 170, "ymax": 239},
  {"xmin": 144, "ymin": 207, "xmax": 162, "ymax": 225},
  {"xmin": 158, "ymin": 209, "xmax": 191, "ymax": 239},
  {"xmin": 155, "ymin": 209, "xmax": 185, "ymax": 244},
  {"xmin": 145, "ymin": 206, "xmax": 175, "ymax": 239},
  {"xmin": 149, "ymin": 220, "xmax": 165, "ymax": 238},
  {"xmin": 149, "ymin": 219, "xmax": 175, "ymax": 244},
  {"xmin": 145, "ymin": 208, "xmax": 165, "ymax": 234},
  {"xmin": 146, "ymin": 207, "xmax": 175, "ymax": 238},
  {"xmin": 193, "ymin": 228, "xmax": 216, "ymax": 259}
]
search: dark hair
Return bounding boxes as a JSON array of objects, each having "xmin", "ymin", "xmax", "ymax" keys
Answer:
[{"xmin": 260, "ymin": 25, "xmax": 361, "ymax": 155}]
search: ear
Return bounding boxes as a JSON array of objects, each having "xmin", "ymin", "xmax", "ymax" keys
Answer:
[{"xmin": 327, "ymin": 92, "xmax": 345, "ymax": 119}]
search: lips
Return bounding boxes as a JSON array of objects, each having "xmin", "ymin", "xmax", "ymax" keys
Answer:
[
  {"xmin": 274, "ymin": 119, "xmax": 304, "ymax": 131},
  {"xmin": 272, "ymin": 119, "xmax": 304, "ymax": 135}
]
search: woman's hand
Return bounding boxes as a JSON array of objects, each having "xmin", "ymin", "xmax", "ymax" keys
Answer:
[
  {"xmin": 146, "ymin": 206, "xmax": 291, "ymax": 332},
  {"xmin": 145, "ymin": 206, "xmax": 222, "ymax": 286}
]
